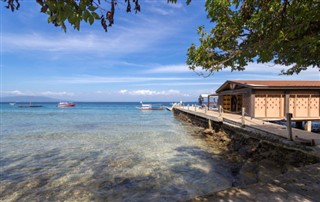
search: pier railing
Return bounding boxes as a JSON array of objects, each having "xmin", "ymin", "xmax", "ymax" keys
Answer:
[{"xmin": 174, "ymin": 104, "xmax": 319, "ymax": 147}]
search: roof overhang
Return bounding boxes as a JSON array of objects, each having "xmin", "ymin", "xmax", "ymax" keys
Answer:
[{"xmin": 216, "ymin": 80, "xmax": 320, "ymax": 93}]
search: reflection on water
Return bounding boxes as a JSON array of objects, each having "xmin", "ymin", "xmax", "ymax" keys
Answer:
[{"xmin": 1, "ymin": 103, "xmax": 233, "ymax": 201}]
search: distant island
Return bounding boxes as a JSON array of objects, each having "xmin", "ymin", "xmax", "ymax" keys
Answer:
[{"xmin": 0, "ymin": 96, "xmax": 62, "ymax": 102}]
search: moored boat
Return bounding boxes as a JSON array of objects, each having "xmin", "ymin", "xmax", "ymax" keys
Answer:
[
  {"xmin": 57, "ymin": 102, "xmax": 75, "ymax": 108},
  {"xmin": 136, "ymin": 102, "xmax": 164, "ymax": 110},
  {"xmin": 17, "ymin": 105, "xmax": 42, "ymax": 108},
  {"xmin": 16, "ymin": 102, "xmax": 42, "ymax": 108}
]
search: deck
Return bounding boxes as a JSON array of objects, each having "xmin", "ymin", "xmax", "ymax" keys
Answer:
[{"xmin": 173, "ymin": 105, "xmax": 320, "ymax": 158}]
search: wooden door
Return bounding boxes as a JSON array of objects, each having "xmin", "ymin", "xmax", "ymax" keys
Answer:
[{"xmin": 223, "ymin": 95, "xmax": 231, "ymax": 111}]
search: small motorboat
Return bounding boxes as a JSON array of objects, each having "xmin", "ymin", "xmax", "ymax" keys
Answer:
[
  {"xmin": 57, "ymin": 102, "xmax": 76, "ymax": 108},
  {"xmin": 136, "ymin": 102, "xmax": 164, "ymax": 110},
  {"xmin": 16, "ymin": 102, "xmax": 42, "ymax": 108},
  {"xmin": 17, "ymin": 105, "xmax": 42, "ymax": 108}
]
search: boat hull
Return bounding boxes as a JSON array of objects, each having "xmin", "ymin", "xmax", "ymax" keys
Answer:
[
  {"xmin": 136, "ymin": 102, "xmax": 164, "ymax": 110},
  {"xmin": 137, "ymin": 107, "xmax": 164, "ymax": 110},
  {"xmin": 17, "ymin": 105, "xmax": 42, "ymax": 108},
  {"xmin": 57, "ymin": 102, "xmax": 75, "ymax": 108}
]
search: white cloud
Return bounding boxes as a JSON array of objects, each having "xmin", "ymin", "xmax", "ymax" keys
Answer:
[
  {"xmin": 147, "ymin": 64, "xmax": 191, "ymax": 73},
  {"xmin": 219, "ymin": 62, "xmax": 319, "ymax": 76},
  {"xmin": 189, "ymin": 62, "xmax": 320, "ymax": 81},
  {"xmin": 55, "ymin": 75, "xmax": 197, "ymax": 84},
  {"xmin": 95, "ymin": 90, "xmax": 105, "ymax": 94},
  {"xmin": 239, "ymin": 63, "xmax": 292, "ymax": 73},
  {"xmin": 40, "ymin": 91, "xmax": 74, "ymax": 96},
  {"xmin": 132, "ymin": 82, "xmax": 222, "ymax": 87},
  {"xmin": 1, "ymin": 90, "xmax": 25, "ymax": 95},
  {"xmin": 119, "ymin": 89, "xmax": 128, "ymax": 94},
  {"xmin": 2, "ymin": 13, "xmax": 180, "ymax": 56},
  {"xmin": 144, "ymin": 0, "xmax": 183, "ymax": 16},
  {"xmin": 1, "ymin": 90, "xmax": 74, "ymax": 97},
  {"xmin": 118, "ymin": 89, "xmax": 189, "ymax": 96}
]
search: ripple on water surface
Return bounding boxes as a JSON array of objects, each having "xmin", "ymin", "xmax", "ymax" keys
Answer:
[{"xmin": 1, "ymin": 103, "xmax": 233, "ymax": 201}]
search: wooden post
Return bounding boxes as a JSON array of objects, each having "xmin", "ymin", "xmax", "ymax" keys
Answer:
[
  {"xmin": 241, "ymin": 107, "xmax": 245, "ymax": 128},
  {"xmin": 304, "ymin": 121, "xmax": 312, "ymax": 132},
  {"xmin": 286, "ymin": 113, "xmax": 293, "ymax": 141},
  {"xmin": 218, "ymin": 105, "xmax": 223, "ymax": 121},
  {"xmin": 208, "ymin": 119, "xmax": 212, "ymax": 130},
  {"xmin": 250, "ymin": 91, "xmax": 255, "ymax": 117},
  {"xmin": 284, "ymin": 93, "xmax": 290, "ymax": 117}
]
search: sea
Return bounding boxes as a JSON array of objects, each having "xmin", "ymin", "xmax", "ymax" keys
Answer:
[{"xmin": 0, "ymin": 102, "xmax": 234, "ymax": 201}]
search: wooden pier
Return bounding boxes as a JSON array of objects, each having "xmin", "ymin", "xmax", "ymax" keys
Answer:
[{"xmin": 173, "ymin": 105, "xmax": 320, "ymax": 158}]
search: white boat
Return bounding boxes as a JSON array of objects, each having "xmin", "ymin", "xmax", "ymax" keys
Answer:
[
  {"xmin": 136, "ymin": 102, "xmax": 164, "ymax": 110},
  {"xmin": 57, "ymin": 102, "xmax": 76, "ymax": 108},
  {"xmin": 9, "ymin": 102, "xmax": 16, "ymax": 106}
]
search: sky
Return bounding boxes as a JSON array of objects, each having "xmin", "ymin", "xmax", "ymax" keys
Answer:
[{"xmin": 1, "ymin": 0, "xmax": 319, "ymax": 102}]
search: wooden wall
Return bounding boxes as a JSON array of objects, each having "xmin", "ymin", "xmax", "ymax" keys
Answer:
[
  {"xmin": 254, "ymin": 91, "xmax": 285, "ymax": 118},
  {"xmin": 217, "ymin": 89, "xmax": 320, "ymax": 120},
  {"xmin": 289, "ymin": 93, "xmax": 320, "ymax": 118},
  {"xmin": 254, "ymin": 90, "xmax": 320, "ymax": 119}
]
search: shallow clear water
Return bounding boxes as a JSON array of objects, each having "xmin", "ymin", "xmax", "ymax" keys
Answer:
[{"xmin": 1, "ymin": 102, "xmax": 233, "ymax": 201}]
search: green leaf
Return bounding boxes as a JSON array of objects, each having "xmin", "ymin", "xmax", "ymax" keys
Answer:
[
  {"xmin": 68, "ymin": 15, "xmax": 75, "ymax": 24},
  {"xmin": 187, "ymin": 0, "xmax": 320, "ymax": 76},
  {"xmin": 88, "ymin": 6, "xmax": 97, "ymax": 11},
  {"xmin": 83, "ymin": 10, "xmax": 90, "ymax": 22},
  {"xmin": 89, "ymin": 15, "xmax": 94, "ymax": 25},
  {"xmin": 92, "ymin": 12, "xmax": 100, "ymax": 20}
]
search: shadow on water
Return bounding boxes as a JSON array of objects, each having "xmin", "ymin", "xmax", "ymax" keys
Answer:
[
  {"xmin": 170, "ymin": 146, "xmax": 233, "ymax": 197},
  {"xmin": 0, "ymin": 148, "xmax": 104, "ymax": 201},
  {"xmin": 1, "ymin": 149, "xmax": 62, "ymax": 199},
  {"xmin": 88, "ymin": 146, "xmax": 233, "ymax": 202},
  {"xmin": 1, "ymin": 143, "xmax": 233, "ymax": 201}
]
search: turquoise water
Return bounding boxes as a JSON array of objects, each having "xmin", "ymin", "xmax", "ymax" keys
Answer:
[{"xmin": 1, "ymin": 102, "xmax": 233, "ymax": 201}]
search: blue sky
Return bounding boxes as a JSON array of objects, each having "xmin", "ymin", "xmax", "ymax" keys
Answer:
[{"xmin": 1, "ymin": 0, "xmax": 319, "ymax": 102}]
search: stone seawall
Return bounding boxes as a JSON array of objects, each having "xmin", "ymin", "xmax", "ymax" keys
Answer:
[{"xmin": 173, "ymin": 108, "xmax": 320, "ymax": 189}]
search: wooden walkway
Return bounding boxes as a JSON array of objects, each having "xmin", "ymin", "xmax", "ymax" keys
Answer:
[{"xmin": 174, "ymin": 106, "xmax": 320, "ymax": 157}]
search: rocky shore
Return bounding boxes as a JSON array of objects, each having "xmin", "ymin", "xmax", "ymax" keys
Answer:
[
  {"xmin": 175, "ymin": 112, "xmax": 320, "ymax": 201},
  {"xmin": 187, "ymin": 128, "xmax": 320, "ymax": 202},
  {"xmin": 190, "ymin": 162, "xmax": 320, "ymax": 202}
]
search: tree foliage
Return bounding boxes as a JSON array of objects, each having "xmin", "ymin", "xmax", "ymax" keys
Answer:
[
  {"xmin": 3, "ymin": 0, "xmax": 319, "ymax": 75},
  {"xmin": 187, "ymin": 0, "xmax": 320, "ymax": 75},
  {"xmin": 3, "ymin": 0, "xmax": 141, "ymax": 32}
]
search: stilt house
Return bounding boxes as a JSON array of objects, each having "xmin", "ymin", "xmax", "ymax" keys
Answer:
[{"xmin": 214, "ymin": 80, "xmax": 320, "ymax": 121}]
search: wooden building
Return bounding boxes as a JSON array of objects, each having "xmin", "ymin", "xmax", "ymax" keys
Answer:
[
  {"xmin": 199, "ymin": 94, "xmax": 218, "ymax": 109},
  {"xmin": 214, "ymin": 80, "xmax": 320, "ymax": 121}
]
